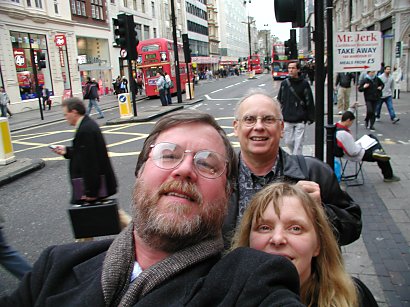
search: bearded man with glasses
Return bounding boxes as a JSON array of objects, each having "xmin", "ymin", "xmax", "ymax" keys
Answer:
[
  {"xmin": 223, "ymin": 89, "xmax": 362, "ymax": 249},
  {"xmin": 2, "ymin": 110, "xmax": 304, "ymax": 306}
]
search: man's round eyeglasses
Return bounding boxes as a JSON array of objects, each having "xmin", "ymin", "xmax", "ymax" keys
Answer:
[
  {"xmin": 149, "ymin": 142, "xmax": 228, "ymax": 179},
  {"xmin": 239, "ymin": 115, "xmax": 282, "ymax": 127}
]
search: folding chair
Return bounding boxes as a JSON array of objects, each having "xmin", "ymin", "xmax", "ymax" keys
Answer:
[{"xmin": 338, "ymin": 157, "xmax": 364, "ymax": 186}]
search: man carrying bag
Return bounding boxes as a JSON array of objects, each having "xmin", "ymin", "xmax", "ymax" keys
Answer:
[{"xmin": 50, "ymin": 98, "xmax": 130, "ymax": 239}]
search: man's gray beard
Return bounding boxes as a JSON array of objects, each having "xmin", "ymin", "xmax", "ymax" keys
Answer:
[{"xmin": 132, "ymin": 179, "xmax": 227, "ymax": 253}]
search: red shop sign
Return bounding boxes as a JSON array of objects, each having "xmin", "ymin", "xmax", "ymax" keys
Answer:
[
  {"xmin": 55, "ymin": 34, "xmax": 66, "ymax": 47},
  {"xmin": 13, "ymin": 48, "xmax": 27, "ymax": 68}
]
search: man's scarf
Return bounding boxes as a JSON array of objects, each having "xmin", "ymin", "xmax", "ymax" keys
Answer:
[{"xmin": 101, "ymin": 223, "xmax": 223, "ymax": 306}]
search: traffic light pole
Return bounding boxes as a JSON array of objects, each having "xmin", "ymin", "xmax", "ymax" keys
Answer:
[
  {"xmin": 128, "ymin": 59, "xmax": 137, "ymax": 117},
  {"xmin": 247, "ymin": 16, "xmax": 252, "ymax": 60},
  {"xmin": 30, "ymin": 48, "xmax": 44, "ymax": 120},
  {"xmin": 170, "ymin": 0, "xmax": 182, "ymax": 103},
  {"xmin": 325, "ymin": 0, "xmax": 335, "ymax": 168},
  {"xmin": 314, "ymin": 0, "xmax": 325, "ymax": 161}
]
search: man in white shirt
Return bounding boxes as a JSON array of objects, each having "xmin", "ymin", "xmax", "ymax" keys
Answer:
[{"xmin": 336, "ymin": 111, "xmax": 400, "ymax": 182}]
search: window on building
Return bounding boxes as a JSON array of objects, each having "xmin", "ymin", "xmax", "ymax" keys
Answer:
[
  {"xmin": 27, "ymin": 0, "xmax": 31, "ymax": 6},
  {"xmin": 123, "ymin": 0, "xmax": 127, "ymax": 8},
  {"xmin": 71, "ymin": 0, "xmax": 86, "ymax": 16},
  {"xmin": 153, "ymin": 28, "xmax": 157, "ymax": 38},
  {"xmin": 136, "ymin": 24, "xmax": 142, "ymax": 42},
  {"xmin": 151, "ymin": 1, "xmax": 155, "ymax": 17},
  {"xmin": 144, "ymin": 25, "xmax": 149, "ymax": 40},
  {"xmin": 133, "ymin": 0, "xmax": 137, "ymax": 10},
  {"xmin": 141, "ymin": 0, "xmax": 145, "ymax": 13},
  {"xmin": 91, "ymin": 0, "xmax": 104, "ymax": 20},
  {"xmin": 34, "ymin": 0, "xmax": 42, "ymax": 8},
  {"xmin": 54, "ymin": 0, "xmax": 59, "ymax": 14},
  {"xmin": 10, "ymin": 31, "xmax": 53, "ymax": 101}
]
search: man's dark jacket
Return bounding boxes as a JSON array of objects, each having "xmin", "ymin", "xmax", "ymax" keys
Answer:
[
  {"xmin": 83, "ymin": 81, "xmax": 99, "ymax": 100},
  {"xmin": 277, "ymin": 76, "xmax": 315, "ymax": 123},
  {"xmin": 223, "ymin": 148, "xmax": 362, "ymax": 247},
  {"xmin": 1, "ymin": 241, "xmax": 304, "ymax": 306},
  {"xmin": 358, "ymin": 76, "xmax": 384, "ymax": 102},
  {"xmin": 335, "ymin": 72, "xmax": 355, "ymax": 88},
  {"xmin": 64, "ymin": 115, "xmax": 117, "ymax": 203}
]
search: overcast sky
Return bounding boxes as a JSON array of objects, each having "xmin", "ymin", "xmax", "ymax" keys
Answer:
[{"xmin": 246, "ymin": 0, "xmax": 292, "ymax": 42}]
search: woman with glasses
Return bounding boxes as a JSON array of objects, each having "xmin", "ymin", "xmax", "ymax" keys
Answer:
[{"xmin": 232, "ymin": 182, "xmax": 378, "ymax": 307}]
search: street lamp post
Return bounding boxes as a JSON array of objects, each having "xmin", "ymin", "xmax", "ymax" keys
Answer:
[{"xmin": 264, "ymin": 24, "xmax": 270, "ymax": 71}]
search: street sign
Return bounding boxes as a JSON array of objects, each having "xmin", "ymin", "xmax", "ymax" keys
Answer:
[
  {"xmin": 333, "ymin": 31, "xmax": 382, "ymax": 72},
  {"xmin": 120, "ymin": 49, "xmax": 127, "ymax": 59}
]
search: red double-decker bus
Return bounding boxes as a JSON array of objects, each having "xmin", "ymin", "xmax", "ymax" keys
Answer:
[
  {"xmin": 271, "ymin": 43, "xmax": 292, "ymax": 80},
  {"xmin": 136, "ymin": 38, "xmax": 190, "ymax": 97},
  {"xmin": 247, "ymin": 54, "xmax": 263, "ymax": 74}
]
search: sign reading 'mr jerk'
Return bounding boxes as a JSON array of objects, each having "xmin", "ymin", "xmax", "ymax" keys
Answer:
[{"xmin": 333, "ymin": 31, "xmax": 382, "ymax": 73}]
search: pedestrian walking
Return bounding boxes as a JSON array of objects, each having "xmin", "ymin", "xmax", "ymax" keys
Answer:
[
  {"xmin": 83, "ymin": 77, "xmax": 104, "ymax": 119},
  {"xmin": 0, "ymin": 210, "xmax": 32, "ymax": 280},
  {"xmin": 41, "ymin": 86, "xmax": 51, "ymax": 111},
  {"xmin": 335, "ymin": 72, "xmax": 355, "ymax": 114},
  {"xmin": 156, "ymin": 71, "xmax": 167, "ymax": 106},
  {"xmin": 392, "ymin": 64, "xmax": 402, "ymax": 99},
  {"xmin": 277, "ymin": 61, "xmax": 315, "ymax": 155},
  {"xmin": 0, "ymin": 86, "xmax": 11, "ymax": 118},
  {"xmin": 376, "ymin": 66, "xmax": 399, "ymax": 124},
  {"xmin": 164, "ymin": 71, "xmax": 172, "ymax": 105},
  {"xmin": 136, "ymin": 74, "xmax": 143, "ymax": 95},
  {"xmin": 358, "ymin": 71, "xmax": 384, "ymax": 131},
  {"xmin": 119, "ymin": 76, "xmax": 128, "ymax": 93}
]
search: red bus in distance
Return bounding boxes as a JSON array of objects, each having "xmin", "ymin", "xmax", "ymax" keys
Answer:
[
  {"xmin": 247, "ymin": 54, "xmax": 263, "ymax": 74},
  {"xmin": 271, "ymin": 43, "xmax": 292, "ymax": 80},
  {"xmin": 136, "ymin": 38, "xmax": 190, "ymax": 97}
]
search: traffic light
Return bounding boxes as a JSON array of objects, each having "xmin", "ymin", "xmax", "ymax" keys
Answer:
[
  {"xmin": 289, "ymin": 29, "xmax": 298, "ymax": 59},
  {"xmin": 113, "ymin": 14, "xmax": 127, "ymax": 48},
  {"xmin": 274, "ymin": 0, "xmax": 305, "ymax": 28},
  {"xmin": 284, "ymin": 40, "xmax": 290, "ymax": 57},
  {"xmin": 113, "ymin": 14, "xmax": 139, "ymax": 60},
  {"xmin": 37, "ymin": 51, "xmax": 46, "ymax": 70},
  {"xmin": 182, "ymin": 34, "xmax": 191, "ymax": 63}
]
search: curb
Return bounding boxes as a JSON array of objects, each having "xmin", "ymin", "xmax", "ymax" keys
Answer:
[
  {"xmin": 0, "ymin": 158, "xmax": 45, "ymax": 187},
  {"xmin": 105, "ymin": 99, "xmax": 203, "ymax": 125}
]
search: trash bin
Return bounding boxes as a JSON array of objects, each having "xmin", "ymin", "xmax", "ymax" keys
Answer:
[{"xmin": 185, "ymin": 82, "xmax": 194, "ymax": 100}]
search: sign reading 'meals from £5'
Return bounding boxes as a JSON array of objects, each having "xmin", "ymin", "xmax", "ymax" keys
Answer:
[{"xmin": 333, "ymin": 31, "xmax": 382, "ymax": 73}]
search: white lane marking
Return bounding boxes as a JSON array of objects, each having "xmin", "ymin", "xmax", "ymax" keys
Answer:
[{"xmin": 210, "ymin": 89, "xmax": 223, "ymax": 94}]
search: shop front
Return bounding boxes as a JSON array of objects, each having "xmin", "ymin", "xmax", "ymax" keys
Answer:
[{"xmin": 77, "ymin": 37, "xmax": 112, "ymax": 96}]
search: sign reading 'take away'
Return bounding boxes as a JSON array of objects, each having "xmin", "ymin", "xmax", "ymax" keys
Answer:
[{"xmin": 333, "ymin": 31, "xmax": 382, "ymax": 73}]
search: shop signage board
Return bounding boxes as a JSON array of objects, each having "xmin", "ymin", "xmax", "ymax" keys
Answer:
[
  {"xmin": 55, "ymin": 34, "xmax": 66, "ymax": 47},
  {"xmin": 13, "ymin": 48, "xmax": 27, "ymax": 68},
  {"xmin": 333, "ymin": 31, "xmax": 382, "ymax": 72}
]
